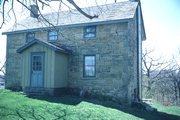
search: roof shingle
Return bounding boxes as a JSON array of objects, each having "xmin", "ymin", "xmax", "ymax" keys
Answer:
[{"xmin": 4, "ymin": 1, "xmax": 138, "ymax": 34}]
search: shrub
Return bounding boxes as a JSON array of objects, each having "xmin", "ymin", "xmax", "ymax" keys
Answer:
[{"xmin": 6, "ymin": 80, "xmax": 22, "ymax": 91}]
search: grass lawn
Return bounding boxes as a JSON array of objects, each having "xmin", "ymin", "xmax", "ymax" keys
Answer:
[{"xmin": 0, "ymin": 89, "xmax": 180, "ymax": 120}]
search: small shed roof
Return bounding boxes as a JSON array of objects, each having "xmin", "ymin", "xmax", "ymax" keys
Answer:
[{"xmin": 17, "ymin": 39, "xmax": 72, "ymax": 54}]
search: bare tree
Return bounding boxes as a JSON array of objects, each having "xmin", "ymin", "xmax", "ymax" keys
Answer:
[
  {"xmin": 142, "ymin": 48, "xmax": 170, "ymax": 97},
  {"xmin": 0, "ymin": 60, "xmax": 6, "ymax": 80},
  {"xmin": 154, "ymin": 64, "xmax": 180, "ymax": 105},
  {"xmin": 168, "ymin": 51, "xmax": 180, "ymax": 103},
  {"xmin": 143, "ymin": 49, "xmax": 180, "ymax": 105},
  {"xmin": 168, "ymin": 71, "xmax": 180, "ymax": 103},
  {"xmin": 161, "ymin": 59, "xmax": 180, "ymax": 104}
]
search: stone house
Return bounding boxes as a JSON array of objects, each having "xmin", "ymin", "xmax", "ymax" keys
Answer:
[{"xmin": 2, "ymin": 1, "xmax": 146, "ymax": 103}]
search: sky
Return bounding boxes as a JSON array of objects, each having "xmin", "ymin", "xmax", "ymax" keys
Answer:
[
  {"xmin": 141, "ymin": 0, "xmax": 180, "ymax": 58},
  {"xmin": 0, "ymin": 0, "xmax": 180, "ymax": 71}
]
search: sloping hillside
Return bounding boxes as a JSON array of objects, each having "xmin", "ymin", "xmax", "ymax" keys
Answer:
[{"xmin": 0, "ymin": 89, "xmax": 179, "ymax": 120}]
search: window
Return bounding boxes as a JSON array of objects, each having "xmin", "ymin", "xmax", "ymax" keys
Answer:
[
  {"xmin": 84, "ymin": 55, "xmax": 96, "ymax": 77},
  {"xmin": 48, "ymin": 31, "xmax": 58, "ymax": 41},
  {"xmin": 26, "ymin": 33, "xmax": 35, "ymax": 42},
  {"xmin": 32, "ymin": 55, "xmax": 42, "ymax": 71},
  {"xmin": 84, "ymin": 26, "xmax": 96, "ymax": 38}
]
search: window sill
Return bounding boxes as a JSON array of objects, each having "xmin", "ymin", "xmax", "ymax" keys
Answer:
[
  {"xmin": 48, "ymin": 40, "xmax": 58, "ymax": 42},
  {"xmin": 81, "ymin": 77, "xmax": 97, "ymax": 80},
  {"xmin": 84, "ymin": 37, "xmax": 96, "ymax": 40}
]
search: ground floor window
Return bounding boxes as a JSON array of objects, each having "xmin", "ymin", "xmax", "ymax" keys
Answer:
[{"xmin": 83, "ymin": 55, "xmax": 96, "ymax": 77}]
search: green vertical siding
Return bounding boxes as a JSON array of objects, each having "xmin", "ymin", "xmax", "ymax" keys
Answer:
[
  {"xmin": 21, "ymin": 43, "xmax": 68, "ymax": 89},
  {"xmin": 54, "ymin": 52, "xmax": 68, "ymax": 88},
  {"xmin": 21, "ymin": 44, "xmax": 55, "ymax": 88}
]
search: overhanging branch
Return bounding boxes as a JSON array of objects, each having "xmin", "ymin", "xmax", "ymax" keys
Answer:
[
  {"xmin": 67, "ymin": 0, "xmax": 98, "ymax": 19},
  {"xmin": 0, "ymin": 0, "xmax": 8, "ymax": 29}
]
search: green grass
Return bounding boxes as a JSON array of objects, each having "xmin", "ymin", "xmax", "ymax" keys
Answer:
[
  {"xmin": 152, "ymin": 104, "xmax": 180, "ymax": 116},
  {"xmin": 0, "ymin": 89, "xmax": 180, "ymax": 120}
]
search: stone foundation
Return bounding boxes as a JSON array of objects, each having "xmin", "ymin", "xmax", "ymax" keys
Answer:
[
  {"xmin": 66, "ymin": 87, "xmax": 130, "ymax": 104},
  {"xmin": 23, "ymin": 87, "xmax": 128, "ymax": 103},
  {"xmin": 23, "ymin": 87, "xmax": 68, "ymax": 96}
]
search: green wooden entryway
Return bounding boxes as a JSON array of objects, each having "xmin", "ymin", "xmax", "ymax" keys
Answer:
[{"xmin": 17, "ymin": 39, "xmax": 71, "ymax": 90}]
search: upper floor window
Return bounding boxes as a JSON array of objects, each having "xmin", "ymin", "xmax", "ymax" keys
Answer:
[
  {"xmin": 48, "ymin": 30, "xmax": 58, "ymax": 41},
  {"xmin": 84, "ymin": 55, "xmax": 96, "ymax": 77},
  {"xmin": 26, "ymin": 33, "xmax": 35, "ymax": 42},
  {"xmin": 84, "ymin": 26, "xmax": 96, "ymax": 38}
]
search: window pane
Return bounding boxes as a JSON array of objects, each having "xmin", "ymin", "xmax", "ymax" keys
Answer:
[
  {"xmin": 84, "ymin": 26, "xmax": 96, "ymax": 38},
  {"xmin": 27, "ymin": 33, "xmax": 35, "ymax": 42},
  {"xmin": 49, "ymin": 36, "xmax": 58, "ymax": 41},
  {"xmin": 28, "ymin": 34, "xmax": 34, "ymax": 38},
  {"xmin": 85, "ymin": 33, "xmax": 95, "ymax": 38},
  {"xmin": 49, "ymin": 36, "xmax": 55, "ymax": 41},
  {"xmin": 54, "ymin": 36, "xmax": 58, "ymax": 40},
  {"xmin": 49, "ymin": 31, "xmax": 57, "ymax": 35},
  {"xmin": 85, "ymin": 56, "xmax": 95, "ymax": 65},
  {"xmin": 85, "ymin": 66, "xmax": 95, "ymax": 76},
  {"xmin": 84, "ymin": 56, "xmax": 95, "ymax": 77},
  {"xmin": 32, "ymin": 56, "xmax": 42, "ymax": 71},
  {"xmin": 86, "ymin": 27, "xmax": 95, "ymax": 32},
  {"xmin": 48, "ymin": 31, "xmax": 58, "ymax": 41}
]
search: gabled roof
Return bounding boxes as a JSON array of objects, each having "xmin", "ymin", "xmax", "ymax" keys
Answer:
[
  {"xmin": 3, "ymin": 1, "xmax": 138, "ymax": 35},
  {"xmin": 17, "ymin": 39, "xmax": 72, "ymax": 54}
]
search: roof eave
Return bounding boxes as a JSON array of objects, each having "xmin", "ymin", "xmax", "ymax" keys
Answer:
[
  {"xmin": 17, "ymin": 39, "xmax": 71, "ymax": 55},
  {"xmin": 2, "ymin": 18, "xmax": 132, "ymax": 35},
  {"xmin": 55, "ymin": 49, "xmax": 72, "ymax": 55},
  {"xmin": 139, "ymin": 1, "xmax": 146, "ymax": 41}
]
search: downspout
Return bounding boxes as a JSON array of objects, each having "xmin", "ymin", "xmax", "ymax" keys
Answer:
[{"xmin": 137, "ymin": 2, "xmax": 142, "ymax": 101}]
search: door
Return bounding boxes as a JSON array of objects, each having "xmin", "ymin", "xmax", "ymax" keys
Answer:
[{"xmin": 31, "ymin": 53, "xmax": 44, "ymax": 87}]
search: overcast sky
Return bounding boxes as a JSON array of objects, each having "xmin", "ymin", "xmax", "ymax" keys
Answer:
[{"xmin": 0, "ymin": 0, "xmax": 180, "ymax": 69}]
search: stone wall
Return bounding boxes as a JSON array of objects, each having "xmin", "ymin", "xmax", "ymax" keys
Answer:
[
  {"xmin": 54, "ymin": 22, "xmax": 138, "ymax": 103},
  {"xmin": 6, "ymin": 18, "xmax": 138, "ymax": 103},
  {"xmin": 6, "ymin": 33, "xmax": 26, "ymax": 89},
  {"xmin": 127, "ymin": 11, "xmax": 139, "ymax": 102}
]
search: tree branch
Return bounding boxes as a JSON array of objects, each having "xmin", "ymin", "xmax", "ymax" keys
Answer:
[
  {"xmin": 0, "ymin": 0, "xmax": 8, "ymax": 29},
  {"xmin": 67, "ymin": 0, "xmax": 98, "ymax": 19}
]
